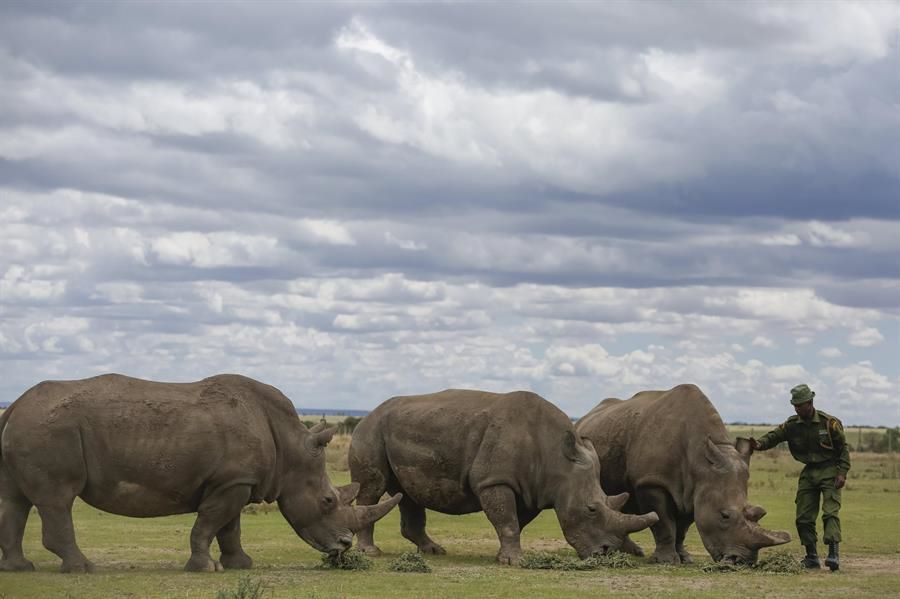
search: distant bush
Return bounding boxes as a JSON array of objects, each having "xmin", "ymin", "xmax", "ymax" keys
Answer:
[{"xmin": 339, "ymin": 416, "xmax": 363, "ymax": 435}]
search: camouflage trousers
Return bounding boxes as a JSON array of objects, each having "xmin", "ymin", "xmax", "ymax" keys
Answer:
[{"xmin": 795, "ymin": 462, "xmax": 842, "ymax": 545}]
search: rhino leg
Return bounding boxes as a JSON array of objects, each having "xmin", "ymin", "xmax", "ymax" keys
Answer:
[
  {"xmin": 479, "ymin": 485, "xmax": 523, "ymax": 566},
  {"xmin": 0, "ymin": 468, "xmax": 35, "ymax": 572},
  {"xmin": 399, "ymin": 496, "xmax": 446, "ymax": 555},
  {"xmin": 636, "ymin": 486, "xmax": 681, "ymax": 565},
  {"xmin": 185, "ymin": 485, "xmax": 251, "ymax": 573},
  {"xmin": 349, "ymin": 442, "xmax": 392, "ymax": 557},
  {"xmin": 675, "ymin": 514, "xmax": 694, "ymax": 564},
  {"xmin": 217, "ymin": 514, "xmax": 253, "ymax": 570},
  {"xmin": 36, "ymin": 501, "xmax": 95, "ymax": 573}
]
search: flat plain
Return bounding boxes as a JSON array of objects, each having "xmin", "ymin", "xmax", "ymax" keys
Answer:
[{"xmin": 1, "ymin": 432, "xmax": 898, "ymax": 598}]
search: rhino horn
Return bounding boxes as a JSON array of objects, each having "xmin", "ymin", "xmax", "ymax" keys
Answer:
[
  {"xmin": 607, "ymin": 492, "xmax": 629, "ymax": 511},
  {"xmin": 346, "ymin": 493, "xmax": 403, "ymax": 532},
  {"xmin": 748, "ymin": 525, "xmax": 791, "ymax": 550},
  {"xmin": 619, "ymin": 510, "xmax": 659, "ymax": 534},
  {"xmin": 337, "ymin": 482, "xmax": 360, "ymax": 505},
  {"xmin": 735, "ymin": 437, "xmax": 753, "ymax": 464},
  {"xmin": 743, "ymin": 504, "xmax": 766, "ymax": 522},
  {"xmin": 304, "ymin": 424, "xmax": 339, "ymax": 454}
]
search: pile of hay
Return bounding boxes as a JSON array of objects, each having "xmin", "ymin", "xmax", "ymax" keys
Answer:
[
  {"xmin": 520, "ymin": 551, "xmax": 636, "ymax": 571},
  {"xmin": 388, "ymin": 552, "xmax": 432, "ymax": 573},
  {"xmin": 700, "ymin": 551, "xmax": 804, "ymax": 575},
  {"xmin": 753, "ymin": 551, "xmax": 805, "ymax": 574},
  {"xmin": 317, "ymin": 549, "xmax": 373, "ymax": 571}
]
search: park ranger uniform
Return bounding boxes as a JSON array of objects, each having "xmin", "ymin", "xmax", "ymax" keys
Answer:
[{"xmin": 755, "ymin": 396, "xmax": 850, "ymax": 570}]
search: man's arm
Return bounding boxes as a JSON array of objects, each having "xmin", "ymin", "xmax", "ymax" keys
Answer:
[
  {"xmin": 831, "ymin": 419, "xmax": 850, "ymax": 489},
  {"xmin": 752, "ymin": 424, "xmax": 786, "ymax": 451}
]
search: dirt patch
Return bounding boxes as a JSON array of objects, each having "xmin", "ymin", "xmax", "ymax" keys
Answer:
[{"xmin": 842, "ymin": 555, "xmax": 900, "ymax": 575}]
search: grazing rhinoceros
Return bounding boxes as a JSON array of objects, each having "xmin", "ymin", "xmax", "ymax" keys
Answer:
[
  {"xmin": 575, "ymin": 384, "xmax": 791, "ymax": 565},
  {"xmin": 349, "ymin": 389, "xmax": 659, "ymax": 565},
  {"xmin": 0, "ymin": 374, "xmax": 401, "ymax": 573}
]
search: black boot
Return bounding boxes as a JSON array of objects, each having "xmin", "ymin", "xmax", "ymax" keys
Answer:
[
  {"xmin": 825, "ymin": 542, "xmax": 839, "ymax": 571},
  {"xmin": 802, "ymin": 544, "xmax": 821, "ymax": 569}
]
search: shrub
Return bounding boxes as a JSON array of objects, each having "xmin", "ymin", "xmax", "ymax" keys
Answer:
[
  {"xmin": 215, "ymin": 576, "xmax": 268, "ymax": 599},
  {"xmin": 388, "ymin": 552, "xmax": 432, "ymax": 573},
  {"xmin": 317, "ymin": 549, "xmax": 372, "ymax": 571}
]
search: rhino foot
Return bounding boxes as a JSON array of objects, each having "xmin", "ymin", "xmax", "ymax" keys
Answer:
[
  {"xmin": 60, "ymin": 559, "xmax": 95, "ymax": 574},
  {"xmin": 357, "ymin": 544, "xmax": 382, "ymax": 557},
  {"xmin": 677, "ymin": 550, "xmax": 694, "ymax": 564},
  {"xmin": 496, "ymin": 549, "xmax": 522, "ymax": 566},
  {"xmin": 0, "ymin": 558, "xmax": 35, "ymax": 572},
  {"xmin": 220, "ymin": 552, "xmax": 253, "ymax": 570},
  {"xmin": 417, "ymin": 542, "xmax": 446, "ymax": 556},
  {"xmin": 649, "ymin": 550, "xmax": 681, "ymax": 565},
  {"xmin": 184, "ymin": 555, "xmax": 224, "ymax": 572}
]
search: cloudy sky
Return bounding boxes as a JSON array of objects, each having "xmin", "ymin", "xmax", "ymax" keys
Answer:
[{"xmin": 1, "ymin": 2, "xmax": 898, "ymax": 425}]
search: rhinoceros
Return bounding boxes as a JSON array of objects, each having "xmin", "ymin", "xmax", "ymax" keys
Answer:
[
  {"xmin": 348, "ymin": 389, "xmax": 659, "ymax": 564},
  {"xmin": 0, "ymin": 374, "xmax": 401, "ymax": 573},
  {"xmin": 575, "ymin": 384, "xmax": 791, "ymax": 564}
]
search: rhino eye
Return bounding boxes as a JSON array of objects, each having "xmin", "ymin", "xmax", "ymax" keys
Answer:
[
  {"xmin": 720, "ymin": 511, "xmax": 731, "ymax": 520},
  {"xmin": 587, "ymin": 504, "xmax": 598, "ymax": 514}
]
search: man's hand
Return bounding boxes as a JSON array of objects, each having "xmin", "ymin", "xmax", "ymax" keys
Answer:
[
  {"xmin": 749, "ymin": 438, "xmax": 760, "ymax": 451},
  {"xmin": 834, "ymin": 473, "xmax": 846, "ymax": 489}
]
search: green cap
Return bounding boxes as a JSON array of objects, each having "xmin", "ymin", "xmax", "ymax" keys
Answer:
[{"xmin": 790, "ymin": 384, "xmax": 815, "ymax": 405}]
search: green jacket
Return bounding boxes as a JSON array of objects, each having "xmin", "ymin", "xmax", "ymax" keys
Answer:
[{"xmin": 755, "ymin": 410, "xmax": 851, "ymax": 475}]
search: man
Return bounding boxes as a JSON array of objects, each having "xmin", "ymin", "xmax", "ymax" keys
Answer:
[{"xmin": 750, "ymin": 384, "xmax": 850, "ymax": 571}]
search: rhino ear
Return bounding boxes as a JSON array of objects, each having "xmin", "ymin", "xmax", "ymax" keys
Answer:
[
  {"xmin": 308, "ymin": 421, "xmax": 328, "ymax": 433},
  {"xmin": 735, "ymin": 437, "xmax": 753, "ymax": 465},
  {"xmin": 705, "ymin": 437, "xmax": 728, "ymax": 470},
  {"xmin": 337, "ymin": 482, "xmax": 361, "ymax": 505},
  {"xmin": 305, "ymin": 424, "xmax": 338, "ymax": 455},
  {"xmin": 744, "ymin": 504, "xmax": 766, "ymax": 522},
  {"xmin": 563, "ymin": 430, "xmax": 580, "ymax": 462}
]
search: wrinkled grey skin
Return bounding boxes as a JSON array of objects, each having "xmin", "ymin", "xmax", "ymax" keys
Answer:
[
  {"xmin": 576, "ymin": 384, "xmax": 791, "ymax": 565},
  {"xmin": 349, "ymin": 389, "xmax": 658, "ymax": 565},
  {"xmin": 0, "ymin": 374, "xmax": 401, "ymax": 573}
]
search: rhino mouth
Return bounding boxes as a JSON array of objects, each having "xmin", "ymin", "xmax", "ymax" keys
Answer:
[{"xmin": 716, "ymin": 551, "xmax": 756, "ymax": 565}]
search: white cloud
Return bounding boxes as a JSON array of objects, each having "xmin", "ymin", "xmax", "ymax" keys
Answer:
[
  {"xmin": 759, "ymin": 234, "xmax": 801, "ymax": 246},
  {"xmin": 818, "ymin": 347, "xmax": 843, "ymax": 359},
  {"xmin": 752, "ymin": 336, "xmax": 775, "ymax": 348},
  {"xmin": 848, "ymin": 327, "xmax": 884, "ymax": 347},
  {"xmin": 807, "ymin": 221, "xmax": 864, "ymax": 248},
  {"xmin": 385, "ymin": 232, "xmax": 427, "ymax": 251}
]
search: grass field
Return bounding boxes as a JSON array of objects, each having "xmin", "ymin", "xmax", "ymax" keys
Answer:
[{"xmin": 1, "ymin": 435, "xmax": 899, "ymax": 598}]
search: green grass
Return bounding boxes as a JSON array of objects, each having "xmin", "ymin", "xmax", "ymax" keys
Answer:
[{"xmin": 2, "ymin": 443, "xmax": 898, "ymax": 598}]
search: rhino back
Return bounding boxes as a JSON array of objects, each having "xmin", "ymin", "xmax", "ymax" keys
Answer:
[
  {"xmin": 579, "ymin": 385, "xmax": 728, "ymax": 509},
  {"xmin": 3, "ymin": 373, "xmax": 295, "ymax": 516},
  {"xmin": 366, "ymin": 389, "xmax": 569, "ymax": 513}
]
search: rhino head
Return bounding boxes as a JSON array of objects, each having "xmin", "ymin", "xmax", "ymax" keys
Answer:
[
  {"xmin": 693, "ymin": 437, "xmax": 791, "ymax": 564},
  {"xmin": 555, "ymin": 432, "xmax": 659, "ymax": 559},
  {"xmin": 277, "ymin": 423, "xmax": 402, "ymax": 557}
]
